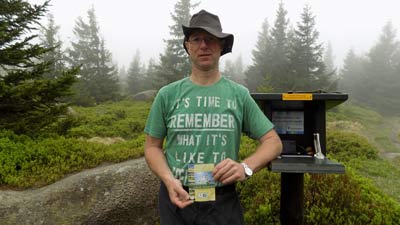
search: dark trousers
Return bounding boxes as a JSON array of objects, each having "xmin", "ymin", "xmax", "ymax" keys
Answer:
[{"xmin": 159, "ymin": 182, "xmax": 245, "ymax": 225}]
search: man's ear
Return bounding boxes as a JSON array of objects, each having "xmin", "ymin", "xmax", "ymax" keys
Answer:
[
  {"xmin": 184, "ymin": 41, "xmax": 191, "ymax": 55},
  {"xmin": 220, "ymin": 39, "xmax": 225, "ymax": 55}
]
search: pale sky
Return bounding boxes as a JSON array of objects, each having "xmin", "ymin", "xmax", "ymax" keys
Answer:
[{"xmin": 28, "ymin": 0, "xmax": 400, "ymax": 70}]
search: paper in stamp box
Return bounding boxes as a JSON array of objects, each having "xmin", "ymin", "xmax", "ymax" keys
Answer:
[{"xmin": 187, "ymin": 164, "xmax": 216, "ymax": 202}]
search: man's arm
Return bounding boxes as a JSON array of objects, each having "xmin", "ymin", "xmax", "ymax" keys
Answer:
[
  {"xmin": 213, "ymin": 129, "xmax": 282, "ymax": 184},
  {"xmin": 144, "ymin": 135, "xmax": 193, "ymax": 208}
]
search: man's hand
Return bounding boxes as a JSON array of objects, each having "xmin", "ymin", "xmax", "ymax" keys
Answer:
[
  {"xmin": 165, "ymin": 178, "xmax": 193, "ymax": 208},
  {"xmin": 212, "ymin": 158, "xmax": 245, "ymax": 184}
]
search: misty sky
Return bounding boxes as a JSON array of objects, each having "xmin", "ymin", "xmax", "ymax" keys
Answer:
[{"xmin": 28, "ymin": 0, "xmax": 400, "ymax": 70}]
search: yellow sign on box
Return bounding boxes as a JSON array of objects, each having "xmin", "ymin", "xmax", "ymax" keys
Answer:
[{"xmin": 282, "ymin": 93, "xmax": 313, "ymax": 101}]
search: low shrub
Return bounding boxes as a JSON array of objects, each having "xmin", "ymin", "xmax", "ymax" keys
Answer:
[
  {"xmin": 327, "ymin": 129, "xmax": 379, "ymax": 161},
  {"xmin": 0, "ymin": 130, "xmax": 145, "ymax": 188},
  {"xmin": 237, "ymin": 131, "xmax": 400, "ymax": 225},
  {"xmin": 304, "ymin": 170, "xmax": 400, "ymax": 225}
]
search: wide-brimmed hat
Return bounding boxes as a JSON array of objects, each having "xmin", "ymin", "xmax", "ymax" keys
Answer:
[{"xmin": 182, "ymin": 10, "xmax": 234, "ymax": 56}]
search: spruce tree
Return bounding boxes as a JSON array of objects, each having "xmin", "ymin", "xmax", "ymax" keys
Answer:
[
  {"xmin": 223, "ymin": 55, "xmax": 245, "ymax": 85},
  {"xmin": 153, "ymin": 0, "xmax": 197, "ymax": 89},
  {"xmin": 145, "ymin": 58, "xmax": 159, "ymax": 90},
  {"xmin": 324, "ymin": 41, "xmax": 336, "ymax": 75},
  {"xmin": 288, "ymin": 5, "xmax": 333, "ymax": 91},
  {"xmin": 39, "ymin": 13, "xmax": 65, "ymax": 79},
  {"xmin": 245, "ymin": 18, "xmax": 272, "ymax": 92},
  {"xmin": 126, "ymin": 50, "xmax": 145, "ymax": 95},
  {"xmin": 67, "ymin": 7, "xmax": 119, "ymax": 105},
  {"xmin": 0, "ymin": 0, "xmax": 78, "ymax": 136},
  {"xmin": 363, "ymin": 22, "xmax": 400, "ymax": 114},
  {"xmin": 268, "ymin": 1, "xmax": 291, "ymax": 91},
  {"xmin": 339, "ymin": 49, "xmax": 365, "ymax": 96}
]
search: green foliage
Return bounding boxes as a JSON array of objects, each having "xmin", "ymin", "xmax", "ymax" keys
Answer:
[
  {"xmin": 39, "ymin": 13, "xmax": 66, "ymax": 79},
  {"xmin": 327, "ymin": 129, "xmax": 379, "ymax": 161},
  {"xmin": 238, "ymin": 127, "xmax": 400, "ymax": 225},
  {"xmin": 339, "ymin": 22, "xmax": 400, "ymax": 115},
  {"xmin": 304, "ymin": 171, "xmax": 400, "ymax": 225},
  {"xmin": 152, "ymin": 0, "xmax": 197, "ymax": 89},
  {"xmin": 126, "ymin": 50, "xmax": 146, "ymax": 95},
  {"xmin": 238, "ymin": 169, "xmax": 281, "ymax": 225},
  {"xmin": 237, "ymin": 136, "xmax": 281, "ymax": 224},
  {"xmin": 267, "ymin": 2, "xmax": 292, "ymax": 92},
  {"xmin": 67, "ymin": 7, "xmax": 120, "ymax": 105},
  {"xmin": 2, "ymin": 98, "xmax": 400, "ymax": 225},
  {"xmin": 65, "ymin": 100, "xmax": 151, "ymax": 139},
  {"xmin": 0, "ymin": 130, "xmax": 145, "ymax": 188},
  {"xmin": 288, "ymin": 5, "xmax": 335, "ymax": 91},
  {"xmin": 245, "ymin": 17, "xmax": 272, "ymax": 92},
  {"xmin": 0, "ymin": 0, "xmax": 78, "ymax": 136},
  {"xmin": 223, "ymin": 56, "xmax": 246, "ymax": 85},
  {"xmin": 327, "ymin": 103, "xmax": 383, "ymax": 127},
  {"xmin": 245, "ymin": 3, "xmax": 336, "ymax": 93},
  {"xmin": 0, "ymin": 100, "xmax": 150, "ymax": 189}
]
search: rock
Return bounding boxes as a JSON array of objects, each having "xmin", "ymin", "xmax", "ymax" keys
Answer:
[
  {"xmin": 0, "ymin": 158, "xmax": 160, "ymax": 225},
  {"xmin": 87, "ymin": 136, "xmax": 126, "ymax": 145},
  {"xmin": 131, "ymin": 90, "xmax": 157, "ymax": 101}
]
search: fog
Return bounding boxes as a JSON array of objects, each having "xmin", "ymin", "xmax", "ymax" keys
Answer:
[{"xmin": 29, "ymin": 0, "xmax": 400, "ymax": 69}]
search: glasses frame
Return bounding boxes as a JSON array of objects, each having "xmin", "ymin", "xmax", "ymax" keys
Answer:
[{"xmin": 187, "ymin": 35, "xmax": 221, "ymax": 48}]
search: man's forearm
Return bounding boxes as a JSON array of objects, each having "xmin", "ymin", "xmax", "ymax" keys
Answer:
[
  {"xmin": 144, "ymin": 146, "xmax": 175, "ymax": 184},
  {"xmin": 243, "ymin": 130, "xmax": 282, "ymax": 173},
  {"xmin": 144, "ymin": 135, "xmax": 176, "ymax": 185}
]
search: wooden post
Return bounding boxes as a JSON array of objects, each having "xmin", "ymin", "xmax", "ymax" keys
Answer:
[{"xmin": 280, "ymin": 173, "xmax": 304, "ymax": 225}]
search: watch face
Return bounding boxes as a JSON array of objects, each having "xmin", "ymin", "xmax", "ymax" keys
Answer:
[
  {"xmin": 242, "ymin": 163, "xmax": 253, "ymax": 177},
  {"xmin": 245, "ymin": 167, "xmax": 253, "ymax": 176}
]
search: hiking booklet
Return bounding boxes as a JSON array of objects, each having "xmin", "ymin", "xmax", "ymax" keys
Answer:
[{"xmin": 187, "ymin": 163, "xmax": 216, "ymax": 202}]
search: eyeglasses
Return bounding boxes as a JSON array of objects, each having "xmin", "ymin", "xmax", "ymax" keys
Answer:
[{"xmin": 187, "ymin": 36, "xmax": 220, "ymax": 47}]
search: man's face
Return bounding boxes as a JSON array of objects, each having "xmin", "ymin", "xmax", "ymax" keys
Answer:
[{"xmin": 185, "ymin": 30, "xmax": 223, "ymax": 71}]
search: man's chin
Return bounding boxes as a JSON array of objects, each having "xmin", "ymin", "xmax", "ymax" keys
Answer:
[{"xmin": 197, "ymin": 64, "xmax": 215, "ymax": 71}]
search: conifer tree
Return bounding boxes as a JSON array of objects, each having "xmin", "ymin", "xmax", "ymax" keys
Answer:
[
  {"xmin": 39, "ymin": 13, "xmax": 65, "ymax": 79},
  {"xmin": 67, "ymin": 7, "xmax": 119, "ymax": 105},
  {"xmin": 339, "ymin": 49, "xmax": 365, "ymax": 96},
  {"xmin": 268, "ymin": 1, "xmax": 291, "ymax": 91},
  {"xmin": 288, "ymin": 5, "xmax": 333, "ymax": 91},
  {"xmin": 224, "ymin": 55, "xmax": 245, "ymax": 85},
  {"xmin": 153, "ymin": 0, "xmax": 197, "ymax": 89},
  {"xmin": 0, "ymin": 0, "xmax": 78, "ymax": 135},
  {"xmin": 126, "ymin": 50, "xmax": 145, "ymax": 95},
  {"xmin": 324, "ymin": 41, "xmax": 336, "ymax": 75},
  {"xmin": 145, "ymin": 58, "xmax": 159, "ymax": 90},
  {"xmin": 245, "ymin": 18, "xmax": 272, "ymax": 92},
  {"xmin": 361, "ymin": 22, "xmax": 400, "ymax": 114}
]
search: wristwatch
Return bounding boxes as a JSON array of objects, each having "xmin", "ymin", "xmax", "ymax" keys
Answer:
[{"xmin": 241, "ymin": 162, "xmax": 253, "ymax": 178}]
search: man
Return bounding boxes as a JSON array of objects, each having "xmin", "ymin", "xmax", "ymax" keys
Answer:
[{"xmin": 144, "ymin": 9, "xmax": 282, "ymax": 225}]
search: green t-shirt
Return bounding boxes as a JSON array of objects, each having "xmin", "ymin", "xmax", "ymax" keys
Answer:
[{"xmin": 144, "ymin": 77, "xmax": 274, "ymax": 185}]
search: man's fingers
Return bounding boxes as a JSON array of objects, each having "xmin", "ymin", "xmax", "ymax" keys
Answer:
[
  {"xmin": 213, "ymin": 159, "xmax": 246, "ymax": 184},
  {"xmin": 174, "ymin": 198, "xmax": 194, "ymax": 208},
  {"xmin": 169, "ymin": 184, "xmax": 193, "ymax": 208}
]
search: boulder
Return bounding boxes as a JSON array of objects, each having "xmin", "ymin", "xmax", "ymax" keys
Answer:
[
  {"xmin": 131, "ymin": 90, "xmax": 157, "ymax": 101},
  {"xmin": 0, "ymin": 158, "xmax": 160, "ymax": 225}
]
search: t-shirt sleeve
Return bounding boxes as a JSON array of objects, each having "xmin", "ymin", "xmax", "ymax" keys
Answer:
[
  {"xmin": 242, "ymin": 91, "xmax": 274, "ymax": 140},
  {"xmin": 144, "ymin": 91, "xmax": 167, "ymax": 139}
]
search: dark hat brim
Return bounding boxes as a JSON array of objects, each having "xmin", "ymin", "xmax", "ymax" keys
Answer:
[{"xmin": 182, "ymin": 25, "xmax": 234, "ymax": 56}]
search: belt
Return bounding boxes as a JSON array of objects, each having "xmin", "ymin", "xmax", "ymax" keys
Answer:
[{"xmin": 183, "ymin": 184, "xmax": 236, "ymax": 194}]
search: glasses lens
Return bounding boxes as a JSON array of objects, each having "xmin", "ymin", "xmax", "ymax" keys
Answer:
[{"xmin": 189, "ymin": 36, "xmax": 218, "ymax": 46}]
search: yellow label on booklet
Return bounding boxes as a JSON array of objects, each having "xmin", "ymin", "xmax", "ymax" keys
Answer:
[
  {"xmin": 282, "ymin": 93, "xmax": 313, "ymax": 101},
  {"xmin": 187, "ymin": 163, "xmax": 216, "ymax": 202},
  {"xmin": 194, "ymin": 188, "xmax": 216, "ymax": 202}
]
